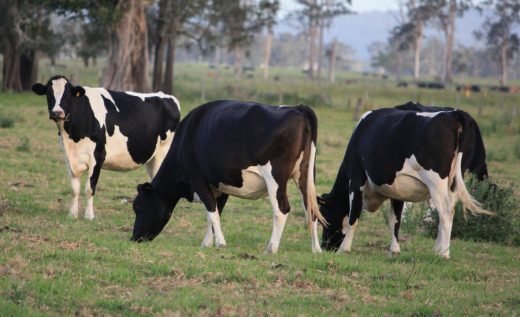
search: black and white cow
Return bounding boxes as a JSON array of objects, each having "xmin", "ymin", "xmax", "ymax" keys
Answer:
[
  {"xmin": 318, "ymin": 102, "xmax": 492, "ymax": 258},
  {"xmin": 131, "ymin": 100, "xmax": 325, "ymax": 253},
  {"xmin": 32, "ymin": 75, "xmax": 180, "ymax": 219}
]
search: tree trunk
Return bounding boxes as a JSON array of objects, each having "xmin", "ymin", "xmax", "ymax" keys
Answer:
[
  {"xmin": 443, "ymin": 0, "xmax": 456, "ymax": 83},
  {"xmin": 82, "ymin": 57, "xmax": 89, "ymax": 68},
  {"xmin": 317, "ymin": 19, "xmax": 324, "ymax": 79},
  {"xmin": 103, "ymin": 0, "xmax": 149, "ymax": 91},
  {"xmin": 162, "ymin": 30, "xmax": 176, "ymax": 94},
  {"xmin": 413, "ymin": 20, "xmax": 423, "ymax": 81},
  {"xmin": 328, "ymin": 38, "xmax": 337, "ymax": 83},
  {"xmin": 152, "ymin": 0, "xmax": 169, "ymax": 91},
  {"xmin": 307, "ymin": 0, "xmax": 317, "ymax": 79},
  {"xmin": 20, "ymin": 50, "xmax": 38, "ymax": 90},
  {"xmin": 1, "ymin": 2, "xmax": 22, "ymax": 91},
  {"xmin": 263, "ymin": 27, "xmax": 273, "ymax": 79},
  {"xmin": 396, "ymin": 50, "xmax": 403, "ymax": 81},
  {"xmin": 500, "ymin": 33, "xmax": 509, "ymax": 85},
  {"xmin": 234, "ymin": 46, "xmax": 243, "ymax": 78}
]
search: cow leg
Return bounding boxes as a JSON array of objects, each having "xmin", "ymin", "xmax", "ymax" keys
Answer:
[
  {"xmin": 427, "ymin": 179, "xmax": 455, "ymax": 259},
  {"xmin": 338, "ymin": 188, "xmax": 363, "ymax": 253},
  {"xmin": 69, "ymin": 176, "xmax": 81, "ymax": 218},
  {"xmin": 388, "ymin": 199, "xmax": 404, "ymax": 255},
  {"xmin": 201, "ymin": 194, "xmax": 228, "ymax": 247},
  {"xmin": 294, "ymin": 166, "xmax": 321, "ymax": 253},
  {"xmin": 196, "ymin": 186, "xmax": 226, "ymax": 248},
  {"xmin": 260, "ymin": 163, "xmax": 290, "ymax": 254},
  {"xmin": 85, "ymin": 148, "xmax": 105, "ymax": 220}
]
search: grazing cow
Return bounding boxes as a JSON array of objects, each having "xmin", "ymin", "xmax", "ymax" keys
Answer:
[
  {"xmin": 131, "ymin": 100, "xmax": 325, "ymax": 253},
  {"xmin": 318, "ymin": 102, "xmax": 492, "ymax": 258},
  {"xmin": 32, "ymin": 75, "xmax": 180, "ymax": 219}
]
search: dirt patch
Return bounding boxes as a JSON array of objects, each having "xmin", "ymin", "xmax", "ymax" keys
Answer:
[
  {"xmin": 0, "ymin": 226, "xmax": 22, "ymax": 233},
  {"xmin": 0, "ymin": 255, "xmax": 29, "ymax": 279}
]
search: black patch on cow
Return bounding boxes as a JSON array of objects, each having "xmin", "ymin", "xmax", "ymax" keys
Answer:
[{"xmin": 101, "ymin": 92, "xmax": 180, "ymax": 165}]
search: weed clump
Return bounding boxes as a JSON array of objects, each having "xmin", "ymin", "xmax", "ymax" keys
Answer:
[
  {"xmin": 423, "ymin": 177, "xmax": 520, "ymax": 246},
  {"xmin": 16, "ymin": 137, "xmax": 31, "ymax": 152},
  {"xmin": 0, "ymin": 110, "xmax": 17, "ymax": 128}
]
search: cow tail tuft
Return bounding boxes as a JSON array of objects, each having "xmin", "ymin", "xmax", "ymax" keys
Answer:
[
  {"xmin": 454, "ymin": 111, "xmax": 494, "ymax": 217},
  {"xmin": 297, "ymin": 105, "xmax": 327, "ymax": 228}
]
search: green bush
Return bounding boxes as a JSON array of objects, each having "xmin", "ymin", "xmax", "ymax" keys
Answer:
[
  {"xmin": 424, "ymin": 177, "xmax": 520, "ymax": 246},
  {"xmin": 0, "ymin": 110, "xmax": 17, "ymax": 128},
  {"xmin": 16, "ymin": 137, "xmax": 31, "ymax": 152}
]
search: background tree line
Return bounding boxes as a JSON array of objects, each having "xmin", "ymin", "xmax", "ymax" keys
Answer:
[{"xmin": 0, "ymin": 0, "xmax": 518, "ymax": 93}]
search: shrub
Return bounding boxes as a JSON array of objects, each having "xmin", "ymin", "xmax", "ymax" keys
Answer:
[
  {"xmin": 423, "ymin": 177, "xmax": 520, "ymax": 246},
  {"xmin": 0, "ymin": 110, "xmax": 17, "ymax": 128},
  {"xmin": 16, "ymin": 137, "xmax": 31, "ymax": 152}
]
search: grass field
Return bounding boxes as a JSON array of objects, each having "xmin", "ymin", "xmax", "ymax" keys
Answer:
[{"xmin": 0, "ymin": 61, "xmax": 519, "ymax": 316}]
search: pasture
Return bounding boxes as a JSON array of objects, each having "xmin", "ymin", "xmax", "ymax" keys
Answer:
[{"xmin": 1, "ymin": 62, "xmax": 519, "ymax": 316}]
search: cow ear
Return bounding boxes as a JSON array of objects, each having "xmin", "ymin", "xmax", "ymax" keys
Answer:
[
  {"xmin": 138, "ymin": 182, "xmax": 153, "ymax": 193},
  {"xmin": 317, "ymin": 195, "xmax": 327, "ymax": 206},
  {"xmin": 32, "ymin": 83, "xmax": 47, "ymax": 95},
  {"xmin": 71, "ymin": 86, "xmax": 85, "ymax": 98}
]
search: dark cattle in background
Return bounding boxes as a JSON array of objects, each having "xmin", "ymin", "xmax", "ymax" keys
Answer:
[
  {"xmin": 489, "ymin": 85, "xmax": 517, "ymax": 93},
  {"xmin": 417, "ymin": 82, "xmax": 446, "ymax": 89},
  {"xmin": 32, "ymin": 75, "xmax": 180, "ymax": 219},
  {"xmin": 131, "ymin": 100, "xmax": 325, "ymax": 253},
  {"xmin": 318, "ymin": 102, "xmax": 492, "ymax": 258},
  {"xmin": 397, "ymin": 81, "xmax": 408, "ymax": 88}
]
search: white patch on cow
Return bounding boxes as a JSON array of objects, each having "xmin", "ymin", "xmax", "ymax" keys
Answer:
[
  {"xmin": 353, "ymin": 111, "xmax": 373, "ymax": 131},
  {"xmin": 207, "ymin": 210, "xmax": 226, "ymax": 247},
  {"xmin": 124, "ymin": 91, "xmax": 181, "ymax": 110},
  {"xmin": 84, "ymin": 87, "xmax": 108, "ymax": 128},
  {"xmin": 366, "ymin": 155, "xmax": 432, "ymax": 203},
  {"xmin": 102, "ymin": 125, "xmax": 141, "ymax": 171},
  {"xmin": 201, "ymin": 215, "xmax": 214, "ymax": 247},
  {"xmin": 258, "ymin": 161, "xmax": 288, "ymax": 254},
  {"xmin": 97, "ymin": 88, "xmax": 119, "ymax": 112},
  {"xmin": 388, "ymin": 212, "xmax": 401, "ymax": 254},
  {"xmin": 338, "ymin": 219, "xmax": 358, "ymax": 253},
  {"xmin": 415, "ymin": 110, "xmax": 453, "ymax": 118},
  {"xmin": 193, "ymin": 192, "xmax": 201, "ymax": 203},
  {"xmin": 214, "ymin": 166, "xmax": 268, "ymax": 199},
  {"xmin": 145, "ymin": 130, "xmax": 175, "ymax": 177},
  {"xmin": 51, "ymin": 78, "xmax": 67, "ymax": 114}
]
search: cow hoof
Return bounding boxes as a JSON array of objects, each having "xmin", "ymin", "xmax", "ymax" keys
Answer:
[
  {"xmin": 201, "ymin": 240, "xmax": 214, "ymax": 247},
  {"xmin": 68, "ymin": 213, "xmax": 78, "ymax": 219},
  {"xmin": 84, "ymin": 214, "xmax": 95, "ymax": 220},
  {"xmin": 266, "ymin": 243, "xmax": 278, "ymax": 254},
  {"xmin": 388, "ymin": 250, "xmax": 401, "ymax": 256},
  {"xmin": 336, "ymin": 249, "xmax": 351, "ymax": 254},
  {"xmin": 215, "ymin": 243, "xmax": 227, "ymax": 248}
]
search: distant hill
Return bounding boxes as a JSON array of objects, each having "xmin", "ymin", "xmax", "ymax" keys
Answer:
[{"xmin": 276, "ymin": 8, "xmax": 490, "ymax": 63}]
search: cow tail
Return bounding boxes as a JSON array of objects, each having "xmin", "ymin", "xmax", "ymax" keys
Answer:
[
  {"xmin": 297, "ymin": 105, "xmax": 327, "ymax": 228},
  {"xmin": 453, "ymin": 111, "xmax": 494, "ymax": 217}
]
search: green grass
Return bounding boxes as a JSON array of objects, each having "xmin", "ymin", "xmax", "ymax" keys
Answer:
[{"xmin": 0, "ymin": 60, "xmax": 519, "ymax": 316}]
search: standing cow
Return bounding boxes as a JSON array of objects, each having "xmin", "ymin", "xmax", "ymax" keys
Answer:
[
  {"xmin": 32, "ymin": 75, "xmax": 180, "ymax": 219},
  {"xmin": 318, "ymin": 103, "xmax": 492, "ymax": 258},
  {"xmin": 131, "ymin": 100, "xmax": 325, "ymax": 253}
]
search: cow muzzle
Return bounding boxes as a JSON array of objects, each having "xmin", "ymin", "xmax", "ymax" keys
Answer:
[{"xmin": 50, "ymin": 110, "xmax": 65, "ymax": 121}]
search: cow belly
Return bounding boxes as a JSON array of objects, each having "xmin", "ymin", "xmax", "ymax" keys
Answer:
[
  {"xmin": 371, "ymin": 175, "xmax": 430, "ymax": 202},
  {"xmin": 215, "ymin": 166, "xmax": 267, "ymax": 200},
  {"xmin": 102, "ymin": 125, "xmax": 142, "ymax": 171}
]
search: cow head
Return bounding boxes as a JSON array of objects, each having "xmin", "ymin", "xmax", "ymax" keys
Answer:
[
  {"xmin": 31, "ymin": 76, "xmax": 85, "ymax": 122},
  {"xmin": 131, "ymin": 182, "xmax": 174, "ymax": 242},
  {"xmin": 318, "ymin": 193, "xmax": 348, "ymax": 251}
]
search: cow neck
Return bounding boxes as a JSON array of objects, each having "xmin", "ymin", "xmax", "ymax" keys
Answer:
[
  {"xmin": 150, "ymin": 159, "xmax": 183, "ymax": 208},
  {"xmin": 327, "ymin": 159, "xmax": 350, "ymax": 205}
]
